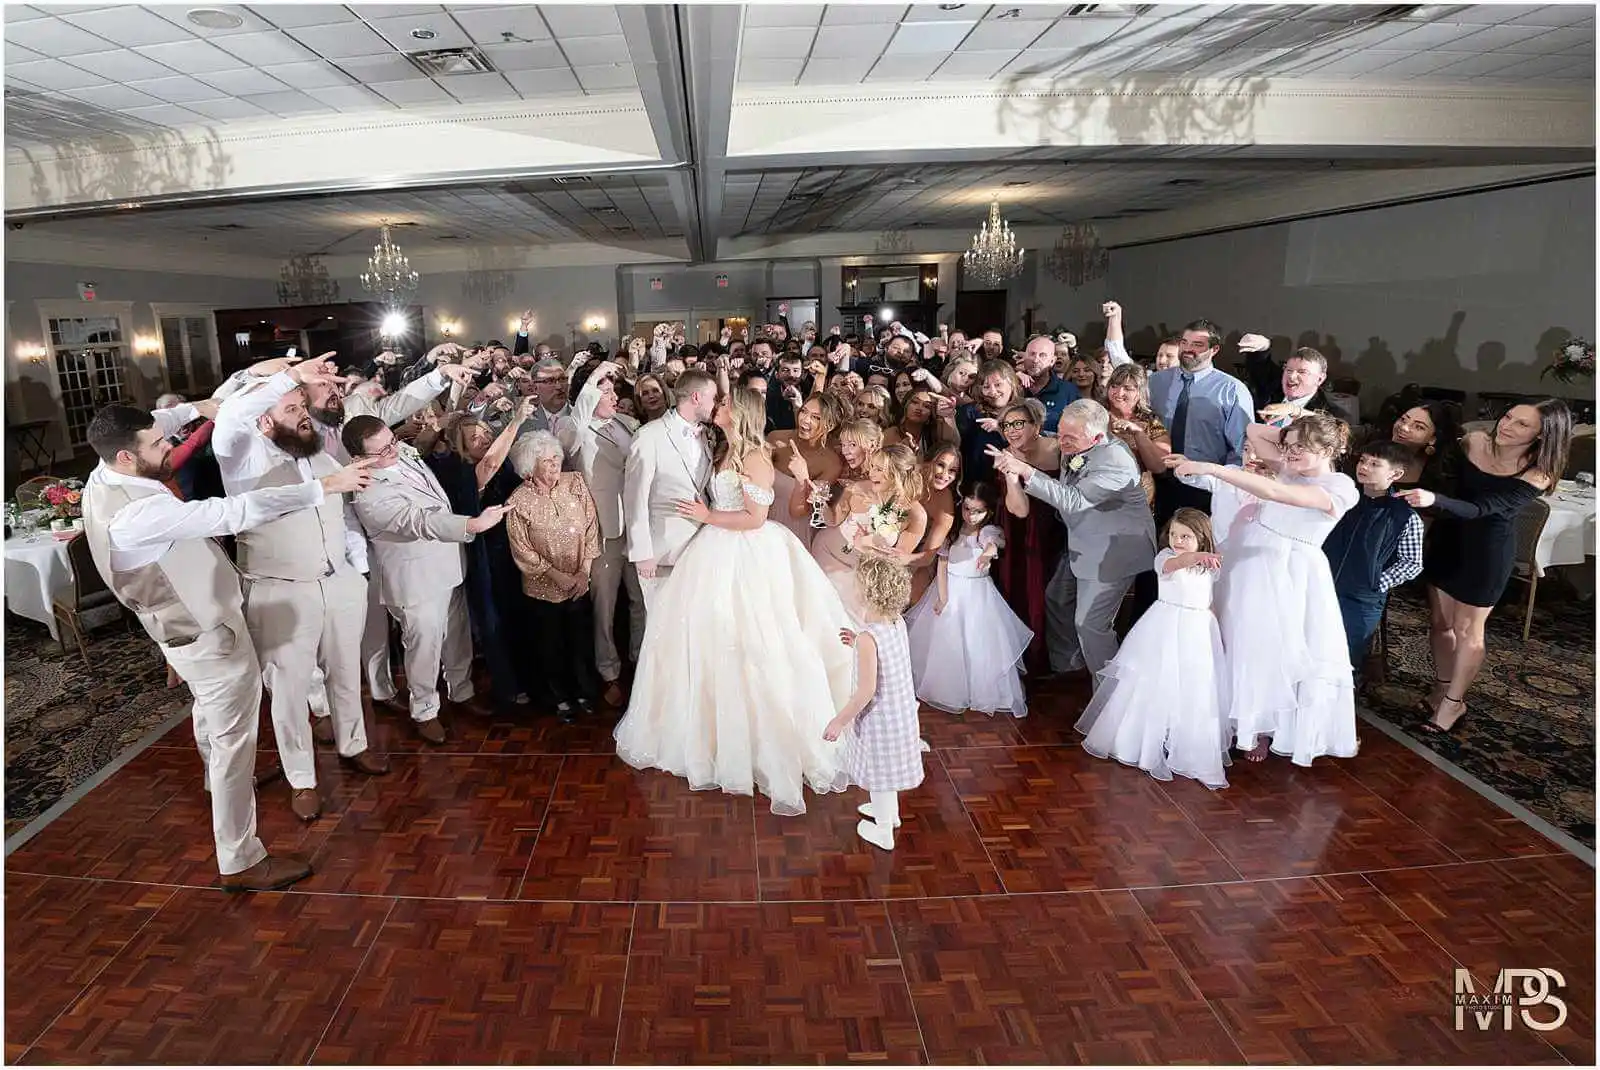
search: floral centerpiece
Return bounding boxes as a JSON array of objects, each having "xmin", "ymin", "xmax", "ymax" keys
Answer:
[
  {"xmin": 1542, "ymin": 337, "xmax": 1594, "ymax": 384},
  {"xmin": 40, "ymin": 478, "xmax": 84, "ymax": 520}
]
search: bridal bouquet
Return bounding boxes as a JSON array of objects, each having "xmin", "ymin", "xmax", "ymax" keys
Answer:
[{"xmin": 865, "ymin": 500, "xmax": 907, "ymax": 543}]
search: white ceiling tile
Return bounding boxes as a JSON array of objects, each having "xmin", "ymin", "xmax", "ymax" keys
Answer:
[
  {"xmin": 503, "ymin": 67, "xmax": 583, "ymax": 95},
  {"xmin": 440, "ymin": 70, "xmax": 520, "ymax": 100},
  {"xmin": 184, "ymin": 94, "xmax": 271, "ymax": 119},
  {"xmin": 132, "ymin": 37, "xmax": 248, "ymax": 72},
  {"xmin": 821, "ymin": 4, "xmax": 907, "ymax": 25},
  {"xmin": 1029, "ymin": 16, "xmax": 1131, "ymax": 47},
  {"xmin": 1440, "ymin": 23, "xmax": 1560, "ymax": 50},
  {"xmin": 866, "ymin": 53, "xmax": 945, "ymax": 79},
  {"xmin": 541, "ymin": 4, "xmax": 622, "ymax": 37},
  {"xmin": 213, "ymin": 29, "xmax": 317, "ymax": 64},
  {"xmin": 63, "ymin": 48, "xmax": 176, "ymax": 80},
  {"xmin": 4, "ymin": 5, "xmax": 50, "ymax": 22},
  {"xmin": 347, "ymin": 4, "xmax": 442, "ymax": 16},
  {"xmin": 799, "ymin": 56, "xmax": 866, "ymax": 83},
  {"xmin": 737, "ymin": 56, "xmax": 806, "ymax": 84},
  {"xmin": 986, "ymin": 5, "xmax": 1069, "ymax": 17},
  {"xmin": 744, "ymin": 4, "xmax": 825, "ymax": 28},
  {"xmin": 957, "ymin": 18, "xmax": 1054, "ymax": 49},
  {"xmin": 813, "ymin": 22, "xmax": 897, "ymax": 56},
  {"xmin": 242, "ymin": 88, "xmax": 335, "ymax": 115},
  {"xmin": 365, "ymin": 11, "xmax": 472, "ymax": 52},
  {"xmin": 58, "ymin": 6, "xmax": 197, "ymax": 46},
  {"xmin": 1425, "ymin": 51, "xmax": 1526, "ymax": 78},
  {"xmin": 5, "ymin": 39, "xmax": 44, "ymax": 64},
  {"xmin": 574, "ymin": 63, "xmax": 637, "ymax": 91},
  {"xmin": 933, "ymin": 48, "xmax": 1020, "ymax": 78},
  {"xmin": 124, "ymin": 73, "xmax": 230, "ymax": 102},
  {"xmin": 332, "ymin": 52, "xmax": 426, "ymax": 81},
  {"xmin": 194, "ymin": 66, "xmax": 289, "ymax": 94},
  {"xmin": 284, "ymin": 20, "xmax": 393, "ymax": 57},
  {"xmin": 1508, "ymin": 5, "xmax": 1597, "ymax": 27},
  {"xmin": 247, "ymin": 4, "xmax": 361, "ymax": 28},
  {"xmin": 120, "ymin": 102, "xmax": 205, "ymax": 126},
  {"xmin": 3, "ymin": 58, "xmax": 110, "ymax": 90},
  {"xmin": 1370, "ymin": 50, "xmax": 1471, "ymax": 76},
  {"xmin": 743, "ymin": 25, "xmax": 807, "ymax": 59},
  {"xmin": 1523, "ymin": 25, "xmax": 1595, "ymax": 52},
  {"xmin": 479, "ymin": 40, "xmax": 567, "ymax": 70},
  {"xmin": 905, "ymin": 3, "xmax": 991, "ymax": 19},
  {"xmin": 1323, "ymin": 22, "xmax": 1424, "ymax": 50},
  {"xmin": 299, "ymin": 82, "xmax": 391, "ymax": 109},
  {"xmin": 368, "ymin": 76, "xmax": 454, "ymax": 104},
  {"xmin": 260, "ymin": 59, "xmax": 356, "ymax": 88},
  {"xmin": 1287, "ymin": 49, "xmax": 1401, "ymax": 77},
  {"xmin": 558, "ymin": 34, "xmax": 629, "ymax": 65},
  {"xmin": 884, "ymin": 19, "xmax": 977, "ymax": 52},
  {"xmin": 3, "ymin": 16, "xmax": 118, "ymax": 56},
  {"xmin": 450, "ymin": 6, "xmax": 551, "ymax": 44},
  {"xmin": 147, "ymin": 5, "xmax": 275, "ymax": 36},
  {"xmin": 1377, "ymin": 21, "xmax": 1497, "ymax": 49},
  {"xmin": 59, "ymin": 82, "xmax": 162, "ymax": 109}
]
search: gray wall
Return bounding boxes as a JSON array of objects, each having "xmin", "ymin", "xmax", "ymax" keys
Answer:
[{"xmin": 1030, "ymin": 176, "xmax": 1597, "ymax": 414}]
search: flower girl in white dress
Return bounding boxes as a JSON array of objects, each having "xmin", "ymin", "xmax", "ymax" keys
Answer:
[
  {"xmin": 615, "ymin": 387, "xmax": 856, "ymax": 815},
  {"xmin": 1168, "ymin": 413, "xmax": 1360, "ymax": 766},
  {"xmin": 1076, "ymin": 508, "xmax": 1230, "ymax": 788},
  {"xmin": 906, "ymin": 481, "xmax": 1032, "ymax": 717}
]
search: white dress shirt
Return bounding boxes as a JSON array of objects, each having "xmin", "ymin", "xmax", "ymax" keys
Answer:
[
  {"xmin": 212, "ymin": 370, "xmax": 369, "ymax": 572},
  {"xmin": 94, "ymin": 402, "xmax": 327, "ymax": 571}
]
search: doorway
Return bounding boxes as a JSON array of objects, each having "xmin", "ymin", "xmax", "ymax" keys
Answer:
[{"xmin": 953, "ymin": 290, "xmax": 1007, "ymax": 338}]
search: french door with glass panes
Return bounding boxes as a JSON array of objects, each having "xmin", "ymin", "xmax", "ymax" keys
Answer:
[
  {"xmin": 157, "ymin": 314, "xmax": 219, "ymax": 397},
  {"xmin": 44, "ymin": 311, "xmax": 131, "ymax": 446}
]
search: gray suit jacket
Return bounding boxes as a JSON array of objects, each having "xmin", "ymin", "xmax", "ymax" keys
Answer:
[
  {"xmin": 1024, "ymin": 439, "xmax": 1156, "ymax": 581},
  {"xmin": 352, "ymin": 456, "xmax": 472, "ymax": 608}
]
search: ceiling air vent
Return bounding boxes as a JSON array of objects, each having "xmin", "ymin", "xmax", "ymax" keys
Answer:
[
  {"xmin": 1363, "ymin": 5, "xmax": 1423, "ymax": 22},
  {"xmin": 408, "ymin": 47, "xmax": 496, "ymax": 77},
  {"xmin": 552, "ymin": 176, "xmax": 593, "ymax": 185}
]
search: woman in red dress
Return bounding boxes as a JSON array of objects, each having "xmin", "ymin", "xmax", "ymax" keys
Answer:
[{"xmin": 991, "ymin": 400, "xmax": 1065, "ymax": 677}]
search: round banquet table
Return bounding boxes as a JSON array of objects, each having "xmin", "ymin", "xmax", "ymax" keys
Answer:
[
  {"xmin": 4, "ymin": 531, "xmax": 74, "ymax": 640},
  {"xmin": 1538, "ymin": 482, "xmax": 1597, "ymax": 575}
]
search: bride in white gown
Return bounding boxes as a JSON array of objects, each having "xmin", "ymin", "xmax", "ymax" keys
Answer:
[{"xmin": 614, "ymin": 387, "xmax": 856, "ymax": 815}]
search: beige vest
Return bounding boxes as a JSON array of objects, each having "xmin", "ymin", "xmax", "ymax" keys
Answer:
[
  {"xmin": 83, "ymin": 477, "xmax": 243, "ymax": 646},
  {"xmin": 234, "ymin": 455, "xmax": 352, "ymax": 582}
]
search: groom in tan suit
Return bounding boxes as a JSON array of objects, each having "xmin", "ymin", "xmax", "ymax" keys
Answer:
[{"xmin": 623, "ymin": 367, "xmax": 716, "ymax": 610}]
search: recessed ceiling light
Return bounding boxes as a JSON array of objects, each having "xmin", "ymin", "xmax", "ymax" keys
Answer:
[
  {"xmin": 186, "ymin": 8, "xmax": 244, "ymax": 30},
  {"xmin": 410, "ymin": 28, "xmax": 436, "ymax": 41}
]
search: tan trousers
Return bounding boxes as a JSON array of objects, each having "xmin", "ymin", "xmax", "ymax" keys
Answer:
[
  {"xmin": 167, "ymin": 616, "xmax": 268, "ymax": 876},
  {"xmin": 377, "ymin": 584, "xmax": 475, "ymax": 721},
  {"xmin": 591, "ymin": 535, "xmax": 644, "ymax": 683},
  {"xmin": 245, "ymin": 571, "xmax": 371, "ymax": 790},
  {"xmin": 309, "ymin": 575, "xmax": 392, "ymax": 719}
]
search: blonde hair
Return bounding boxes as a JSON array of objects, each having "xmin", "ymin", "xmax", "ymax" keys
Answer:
[
  {"xmin": 838, "ymin": 419, "xmax": 884, "ymax": 457},
  {"xmin": 720, "ymin": 386, "xmax": 772, "ymax": 473},
  {"xmin": 802, "ymin": 392, "xmax": 847, "ymax": 440},
  {"xmin": 857, "ymin": 385, "xmax": 896, "ymax": 429},
  {"xmin": 873, "ymin": 442, "xmax": 925, "ymax": 504},
  {"xmin": 1283, "ymin": 411, "xmax": 1350, "ymax": 458},
  {"xmin": 857, "ymin": 556, "xmax": 912, "ymax": 618}
]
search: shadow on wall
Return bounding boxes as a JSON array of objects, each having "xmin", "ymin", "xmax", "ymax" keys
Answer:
[{"xmin": 7, "ymin": 90, "xmax": 232, "ymax": 207}]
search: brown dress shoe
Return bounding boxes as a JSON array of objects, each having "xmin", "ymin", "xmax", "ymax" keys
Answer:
[
  {"xmin": 340, "ymin": 749, "xmax": 391, "ymax": 775},
  {"xmin": 290, "ymin": 787, "xmax": 322, "ymax": 822},
  {"xmin": 220, "ymin": 853, "xmax": 313, "ymax": 893},
  {"xmin": 311, "ymin": 716, "xmax": 335, "ymax": 745},
  {"xmin": 254, "ymin": 762, "xmax": 284, "ymax": 788},
  {"xmin": 602, "ymin": 681, "xmax": 625, "ymax": 708},
  {"xmin": 415, "ymin": 718, "xmax": 447, "ymax": 744}
]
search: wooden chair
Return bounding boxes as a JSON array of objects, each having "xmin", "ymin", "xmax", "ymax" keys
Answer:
[
  {"xmin": 1509, "ymin": 497, "xmax": 1552, "ymax": 642},
  {"xmin": 49, "ymin": 533, "xmax": 124, "ymax": 667},
  {"xmin": 14, "ymin": 475, "xmax": 57, "ymax": 509},
  {"xmin": 1565, "ymin": 433, "xmax": 1594, "ymax": 481}
]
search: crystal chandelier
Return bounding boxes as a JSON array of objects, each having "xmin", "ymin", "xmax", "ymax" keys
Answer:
[
  {"xmin": 360, "ymin": 220, "xmax": 419, "ymax": 307},
  {"xmin": 276, "ymin": 254, "xmax": 340, "ymax": 306},
  {"xmin": 1044, "ymin": 223, "xmax": 1110, "ymax": 291},
  {"xmin": 963, "ymin": 198, "xmax": 1024, "ymax": 288}
]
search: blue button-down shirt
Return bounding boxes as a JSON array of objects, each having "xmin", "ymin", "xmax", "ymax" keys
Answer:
[{"xmin": 1147, "ymin": 364, "xmax": 1253, "ymax": 466}]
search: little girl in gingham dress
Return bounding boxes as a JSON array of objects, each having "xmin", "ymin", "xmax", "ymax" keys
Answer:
[{"xmin": 824, "ymin": 556, "xmax": 925, "ymax": 851}]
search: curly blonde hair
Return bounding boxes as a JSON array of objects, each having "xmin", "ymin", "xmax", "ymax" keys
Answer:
[
  {"xmin": 873, "ymin": 442, "xmax": 925, "ymax": 504},
  {"xmin": 856, "ymin": 555, "xmax": 912, "ymax": 618},
  {"xmin": 717, "ymin": 386, "xmax": 772, "ymax": 473},
  {"xmin": 1282, "ymin": 411, "xmax": 1350, "ymax": 458}
]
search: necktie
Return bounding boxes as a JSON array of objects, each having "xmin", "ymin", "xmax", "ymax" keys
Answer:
[{"xmin": 1170, "ymin": 372, "xmax": 1194, "ymax": 456}]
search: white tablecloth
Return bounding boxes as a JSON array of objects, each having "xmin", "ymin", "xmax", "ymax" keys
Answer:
[
  {"xmin": 4, "ymin": 532, "xmax": 74, "ymax": 639},
  {"xmin": 1539, "ymin": 484, "xmax": 1597, "ymax": 574}
]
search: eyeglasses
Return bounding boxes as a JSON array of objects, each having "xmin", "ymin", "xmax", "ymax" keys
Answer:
[
  {"xmin": 367, "ymin": 439, "xmax": 399, "ymax": 457},
  {"xmin": 1001, "ymin": 418, "xmax": 1032, "ymax": 431}
]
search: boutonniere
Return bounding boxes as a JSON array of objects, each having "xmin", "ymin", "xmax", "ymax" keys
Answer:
[
  {"xmin": 398, "ymin": 443, "xmax": 421, "ymax": 463},
  {"xmin": 1067, "ymin": 454, "xmax": 1087, "ymax": 474}
]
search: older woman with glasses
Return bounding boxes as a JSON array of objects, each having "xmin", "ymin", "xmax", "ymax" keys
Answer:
[
  {"xmin": 992, "ymin": 399, "xmax": 1065, "ymax": 677},
  {"xmin": 505, "ymin": 430, "xmax": 603, "ymax": 722}
]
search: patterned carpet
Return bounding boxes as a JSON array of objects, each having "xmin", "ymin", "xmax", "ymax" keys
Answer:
[
  {"xmin": 3, "ymin": 615, "xmax": 187, "ymax": 839},
  {"xmin": 1364, "ymin": 586, "xmax": 1596, "ymax": 848}
]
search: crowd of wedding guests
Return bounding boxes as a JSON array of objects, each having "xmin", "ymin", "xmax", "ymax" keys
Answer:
[{"xmin": 81, "ymin": 299, "xmax": 1573, "ymax": 885}]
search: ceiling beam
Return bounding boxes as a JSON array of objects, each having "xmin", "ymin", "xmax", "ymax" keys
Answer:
[{"xmin": 677, "ymin": 4, "xmax": 743, "ymax": 263}]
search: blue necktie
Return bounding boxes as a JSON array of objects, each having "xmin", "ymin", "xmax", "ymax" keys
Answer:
[{"xmin": 1170, "ymin": 372, "xmax": 1194, "ymax": 455}]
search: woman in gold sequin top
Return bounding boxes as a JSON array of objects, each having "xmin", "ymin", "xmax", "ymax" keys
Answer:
[{"xmin": 1103, "ymin": 362, "xmax": 1172, "ymax": 507}]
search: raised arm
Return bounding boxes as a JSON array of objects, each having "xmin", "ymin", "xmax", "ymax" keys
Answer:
[
  {"xmin": 353, "ymin": 484, "xmax": 475, "ymax": 544},
  {"xmin": 1176, "ymin": 459, "xmax": 1337, "ymax": 514},
  {"xmin": 1102, "ymin": 300, "xmax": 1134, "ymax": 367}
]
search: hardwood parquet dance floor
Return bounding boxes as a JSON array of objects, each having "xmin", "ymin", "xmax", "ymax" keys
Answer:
[{"xmin": 5, "ymin": 675, "xmax": 1593, "ymax": 1065}]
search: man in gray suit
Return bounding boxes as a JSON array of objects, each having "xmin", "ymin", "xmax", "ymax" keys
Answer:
[{"xmin": 988, "ymin": 399, "xmax": 1155, "ymax": 685}]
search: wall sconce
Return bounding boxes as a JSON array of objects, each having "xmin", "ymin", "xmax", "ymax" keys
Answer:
[
  {"xmin": 584, "ymin": 315, "xmax": 606, "ymax": 333},
  {"xmin": 134, "ymin": 334, "xmax": 162, "ymax": 355},
  {"xmin": 923, "ymin": 273, "xmax": 939, "ymax": 288},
  {"xmin": 438, "ymin": 319, "xmax": 461, "ymax": 338},
  {"xmin": 15, "ymin": 342, "xmax": 46, "ymax": 364}
]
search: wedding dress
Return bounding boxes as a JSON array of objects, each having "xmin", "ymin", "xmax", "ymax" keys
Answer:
[{"xmin": 614, "ymin": 468, "xmax": 855, "ymax": 815}]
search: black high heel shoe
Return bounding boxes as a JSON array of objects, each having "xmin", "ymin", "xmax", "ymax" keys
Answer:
[
  {"xmin": 1416, "ymin": 677, "xmax": 1450, "ymax": 716},
  {"xmin": 1419, "ymin": 695, "xmax": 1470, "ymax": 735}
]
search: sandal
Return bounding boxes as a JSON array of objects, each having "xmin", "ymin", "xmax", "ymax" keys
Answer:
[
  {"xmin": 1420, "ymin": 695, "xmax": 1470, "ymax": 735},
  {"xmin": 1417, "ymin": 677, "xmax": 1449, "ymax": 715}
]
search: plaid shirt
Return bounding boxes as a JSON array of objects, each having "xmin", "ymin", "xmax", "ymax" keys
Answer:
[{"xmin": 1378, "ymin": 511, "xmax": 1425, "ymax": 593}]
